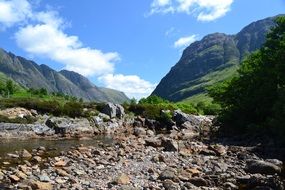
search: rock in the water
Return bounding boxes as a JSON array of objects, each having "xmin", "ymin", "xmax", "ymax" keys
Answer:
[
  {"xmin": 7, "ymin": 153, "xmax": 19, "ymax": 158},
  {"xmin": 33, "ymin": 156, "xmax": 42, "ymax": 162},
  {"xmin": 9, "ymin": 175, "xmax": 20, "ymax": 182},
  {"xmin": 20, "ymin": 149, "xmax": 32, "ymax": 159},
  {"xmin": 246, "ymin": 159, "xmax": 282, "ymax": 175}
]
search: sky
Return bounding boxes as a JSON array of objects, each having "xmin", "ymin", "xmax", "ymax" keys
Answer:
[{"xmin": 0, "ymin": 0, "xmax": 284, "ymax": 99}]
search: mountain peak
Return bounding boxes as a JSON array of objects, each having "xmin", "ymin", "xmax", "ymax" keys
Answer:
[
  {"xmin": 0, "ymin": 49, "xmax": 129, "ymax": 103},
  {"xmin": 152, "ymin": 15, "xmax": 278, "ymax": 102}
]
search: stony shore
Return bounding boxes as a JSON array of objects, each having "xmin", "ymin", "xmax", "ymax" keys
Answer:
[{"xmin": 0, "ymin": 105, "xmax": 284, "ymax": 189}]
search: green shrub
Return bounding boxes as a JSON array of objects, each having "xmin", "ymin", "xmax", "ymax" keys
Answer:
[
  {"xmin": 0, "ymin": 115, "xmax": 36, "ymax": 124},
  {"xmin": 62, "ymin": 101, "xmax": 84, "ymax": 118}
]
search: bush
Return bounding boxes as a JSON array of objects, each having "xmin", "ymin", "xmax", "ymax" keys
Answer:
[
  {"xmin": 209, "ymin": 16, "xmax": 285, "ymax": 143},
  {"xmin": 0, "ymin": 115, "xmax": 37, "ymax": 124},
  {"xmin": 62, "ymin": 101, "xmax": 84, "ymax": 118}
]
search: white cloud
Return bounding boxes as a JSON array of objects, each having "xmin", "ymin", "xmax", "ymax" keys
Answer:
[
  {"xmin": 14, "ymin": 11, "xmax": 119, "ymax": 76},
  {"xmin": 174, "ymin": 34, "xmax": 197, "ymax": 48},
  {"xmin": 0, "ymin": 0, "xmax": 32, "ymax": 28},
  {"xmin": 99, "ymin": 74, "xmax": 157, "ymax": 99},
  {"xmin": 0, "ymin": 0, "xmax": 158, "ymax": 99},
  {"xmin": 152, "ymin": 0, "xmax": 171, "ymax": 7},
  {"xmin": 149, "ymin": 0, "xmax": 234, "ymax": 21}
]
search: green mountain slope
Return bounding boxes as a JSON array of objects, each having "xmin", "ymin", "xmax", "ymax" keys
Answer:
[
  {"xmin": 152, "ymin": 15, "xmax": 280, "ymax": 102},
  {"xmin": 0, "ymin": 49, "xmax": 129, "ymax": 103}
]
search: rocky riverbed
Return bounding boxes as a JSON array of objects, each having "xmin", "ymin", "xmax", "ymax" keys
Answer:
[
  {"xmin": 0, "ymin": 129, "xmax": 284, "ymax": 189},
  {"xmin": 0, "ymin": 105, "xmax": 284, "ymax": 189}
]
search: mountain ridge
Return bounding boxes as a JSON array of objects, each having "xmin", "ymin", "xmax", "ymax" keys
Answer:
[
  {"xmin": 0, "ymin": 48, "xmax": 129, "ymax": 103},
  {"xmin": 152, "ymin": 15, "xmax": 281, "ymax": 102}
]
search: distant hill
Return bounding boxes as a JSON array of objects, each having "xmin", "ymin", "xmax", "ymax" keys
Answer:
[
  {"xmin": 152, "ymin": 15, "xmax": 281, "ymax": 102},
  {"xmin": 0, "ymin": 48, "xmax": 129, "ymax": 103}
]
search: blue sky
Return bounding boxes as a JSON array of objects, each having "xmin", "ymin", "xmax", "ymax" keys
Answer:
[{"xmin": 0, "ymin": 0, "xmax": 284, "ymax": 99}]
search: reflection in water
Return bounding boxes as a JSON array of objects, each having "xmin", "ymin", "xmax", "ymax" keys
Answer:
[{"xmin": 0, "ymin": 136, "xmax": 113, "ymax": 160}]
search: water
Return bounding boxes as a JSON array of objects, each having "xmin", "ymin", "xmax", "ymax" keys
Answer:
[{"xmin": 0, "ymin": 136, "xmax": 113, "ymax": 165}]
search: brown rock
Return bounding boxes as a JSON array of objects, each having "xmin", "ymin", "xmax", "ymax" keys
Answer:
[
  {"xmin": 186, "ymin": 168, "xmax": 200, "ymax": 177},
  {"xmin": 33, "ymin": 156, "xmax": 42, "ymax": 162},
  {"xmin": 54, "ymin": 160, "xmax": 67, "ymax": 167},
  {"xmin": 16, "ymin": 171, "xmax": 27, "ymax": 179},
  {"xmin": 9, "ymin": 175, "xmax": 20, "ymax": 182},
  {"xmin": 189, "ymin": 177, "xmax": 208, "ymax": 187},
  {"xmin": 163, "ymin": 179, "xmax": 180, "ymax": 190},
  {"xmin": 20, "ymin": 149, "xmax": 32, "ymax": 159},
  {"xmin": 145, "ymin": 138, "xmax": 162, "ymax": 147},
  {"xmin": 114, "ymin": 173, "xmax": 130, "ymax": 185},
  {"xmin": 56, "ymin": 168, "xmax": 69, "ymax": 177},
  {"xmin": 31, "ymin": 181, "xmax": 53, "ymax": 190},
  {"xmin": 162, "ymin": 139, "xmax": 179, "ymax": 152},
  {"xmin": 209, "ymin": 144, "xmax": 227, "ymax": 156}
]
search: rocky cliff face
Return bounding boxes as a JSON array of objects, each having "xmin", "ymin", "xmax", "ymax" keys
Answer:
[
  {"xmin": 0, "ymin": 49, "xmax": 129, "ymax": 103},
  {"xmin": 152, "ymin": 16, "xmax": 279, "ymax": 102}
]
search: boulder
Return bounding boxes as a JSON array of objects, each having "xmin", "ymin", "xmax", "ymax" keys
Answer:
[
  {"xmin": 9, "ymin": 175, "xmax": 20, "ymax": 182},
  {"xmin": 162, "ymin": 138, "xmax": 179, "ymax": 152},
  {"xmin": 145, "ymin": 138, "xmax": 162, "ymax": 148},
  {"xmin": 163, "ymin": 179, "xmax": 180, "ymax": 190},
  {"xmin": 173, "ymin": 110, "xmax": 213, "ymax": 127},
  {"xmin": 0, "ymin": 107, "xmax": 33, "ymax": 119},
  {"xmin": 102, "ymin": 103, "xmax": 125, "ymax": 119},
  {"xmin": 133, "ymin": 127, "xmax": 147, "ymax": 136},
  {"xmin": 246, "ymin": 159, "xmax": 282, "ymax": 175},
  {"xmin": 45, "ymin": 117, "xmax": 93, "ymax": 135},
  {"xmin": 116, "ymin": 104, "xmax": 125, "ymax": 119},
  {"xmin": 159, "ymin": 169, "xmax": 177, "ymax": 181},
  {"xmin": 145, "ymin": 119, "xmax": 157, "ymax": 130},
  {"xmin": 102, "ymin": 103, "xmax": 117, "ymax": 118},
  {"xmin": 20, "ymin": 149, "xmax": 32, "ymax": 159}
]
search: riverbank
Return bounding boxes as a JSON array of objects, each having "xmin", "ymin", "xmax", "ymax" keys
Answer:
[
  {"xmin": 0, "ymin": 129, "xmax": 284, "ymax": 189},
  {"xmin": 0, "ymin": 105, "xmax": 284, "ymax": 189}
]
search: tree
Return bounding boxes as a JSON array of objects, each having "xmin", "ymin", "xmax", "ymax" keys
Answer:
[
  {"xmin": 6, "ymin": 80, "xmax": 15, "ymax": 97},
  {"xmin": 209, "ymin": 16, "xmax": 285, "ymax": 138},
  {"xmin": 139, "ymin": 95, "xmax": 169, "ymax": 105}
]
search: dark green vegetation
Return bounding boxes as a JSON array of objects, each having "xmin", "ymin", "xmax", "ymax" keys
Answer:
[
  {"xmin": 127, "ymin": 95, "xmax": 220, "ymax": 121},
  {"xmin": 152, "ymin": 15, "xmax": 280, "ymax": 102},
  {"xmin": 0, "ymin": 49, "xmax": 129, "ymax": 104},
  {"xmin": 210, "ymin": 16, "xmax": 285, "ymax": 144},
  {"xmin": 0, "ymin": 78, "xmax": 90, "ymax": 119}
]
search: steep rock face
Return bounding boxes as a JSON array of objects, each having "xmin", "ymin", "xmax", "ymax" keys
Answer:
[
  {"xmin": 0, "ymin": 49, "xmax": 129, "ymax": 103},
  {"xmin": 152, "ymin": 16, "xmax": 278, "ymax": 102},
  {"xmin": 59, "ymin": 70, "xmax": 129, "ymax": 103}
]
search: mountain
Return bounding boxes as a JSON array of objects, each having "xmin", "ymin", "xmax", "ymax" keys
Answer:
[
  {"xmin": 0, "ymin": 48, "xmax": 130, "ymax": 103},
  {"xmin": 152, "ymin": 15, "xmax": 281, "ymax": 102}
]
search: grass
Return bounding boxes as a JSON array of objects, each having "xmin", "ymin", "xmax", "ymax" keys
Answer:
[
  {"xmin": 10, "ymin": 90, "xmax": 69, "ymax": 102},
  {"xmin": 180, "ymin": 93, "xmax": 213, "ymax": 105},
  {"xmin": 171, "ymin": 63, "xmax": 239, "ymax": 103}
]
